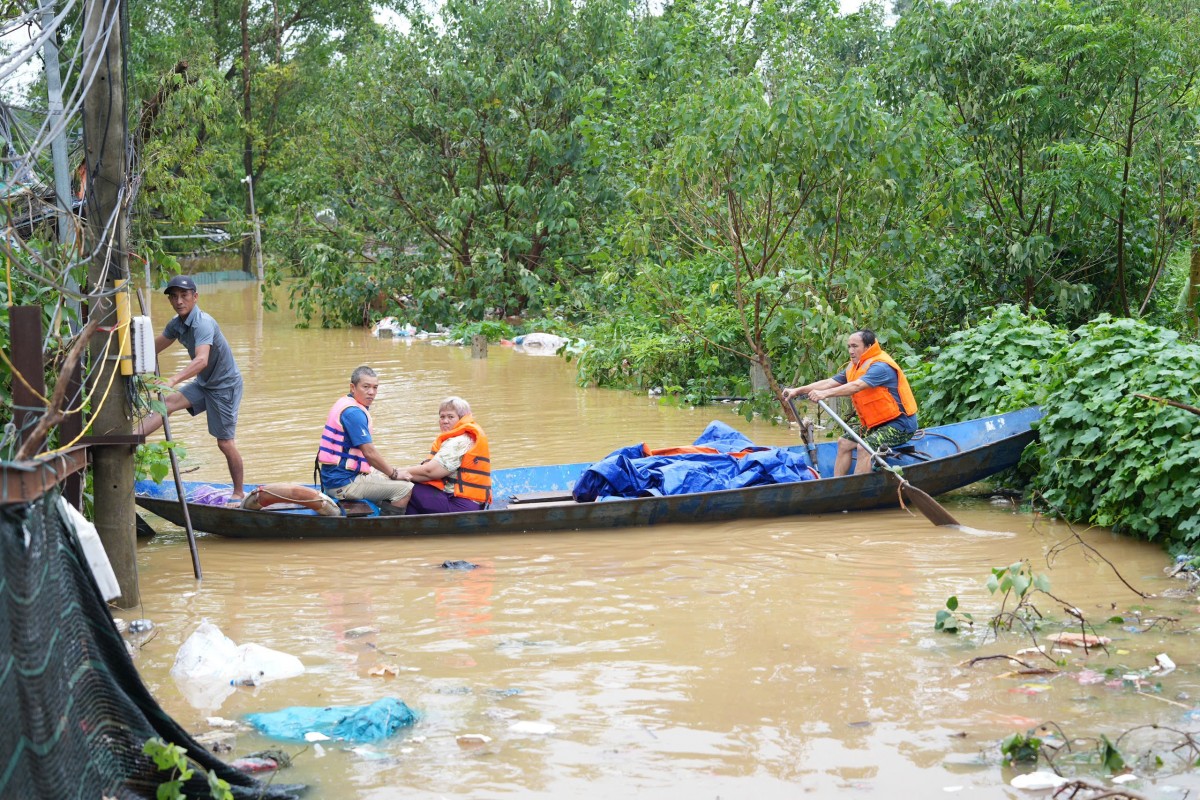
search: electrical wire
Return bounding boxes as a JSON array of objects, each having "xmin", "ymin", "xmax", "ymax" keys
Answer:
[
  {"xmin": 3, "ymin": 0, "xmax": 144, "ymax": 466},
  {"xmin": 41, "ymin": 321, "xmax": 125, "ymax": 455}
]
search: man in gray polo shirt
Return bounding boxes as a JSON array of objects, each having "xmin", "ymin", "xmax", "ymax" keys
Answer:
[{"xmin": 136, "ymin": 275, "xmax": 245, "ymax": 501}]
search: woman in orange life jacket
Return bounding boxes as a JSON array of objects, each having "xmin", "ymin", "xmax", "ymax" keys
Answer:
[
  {"xmin": 395, "ymin": 396, "xmax": 492, "ymax": 515},
  {"xmin": 783, "ymin": 328, "xmax": 918, "ymax": 477},
  {"xmin": 316, "ymin": 365, "xmax": 413, "ymax": 511}
]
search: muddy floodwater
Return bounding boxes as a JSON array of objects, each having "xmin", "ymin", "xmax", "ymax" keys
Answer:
[{"xmin": 130, "ymin": 279, "xmax": 1200, "ymax": 799}]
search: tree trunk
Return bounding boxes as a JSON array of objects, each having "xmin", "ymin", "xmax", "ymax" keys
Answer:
[
  {"xmin": 212, "ymin": 0, "xmax": 221, "ymax": 69},
  {"xmin": 1189, "ymin": 212, "xmax": 1200, "ymax": 336},
  {"xmin": 1114, "ymin": 76, "xmax": 1140, "ymax": 317},
  {"xmin": 240, "ymin": 0, "xmax": 254, "ymax": 274}
]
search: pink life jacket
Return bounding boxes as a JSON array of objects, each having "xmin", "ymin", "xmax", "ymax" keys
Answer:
[{"xmin": 317, "ymin": 395, "xmax": 372, "ymax": 473}]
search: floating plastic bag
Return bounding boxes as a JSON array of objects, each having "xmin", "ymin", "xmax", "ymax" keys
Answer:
[
  {"xmin": 189, "ymin": 485, "xmax": 235, "ymax": 506},
  {"xmin": 172, "ymin": 621, "xmax": 239, "ymax": 682},
  {"xmin": 245, "ymin": 698, "xmax": 418, "ymax": 743},
  {"xmin": 171, "ymin": 621, "xmax": 305, "ymax": 710}
]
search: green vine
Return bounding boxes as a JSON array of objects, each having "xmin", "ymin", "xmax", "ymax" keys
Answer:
[{"xmin": 143, "ymin": 737, "xmax": 233, "ymax": 800}]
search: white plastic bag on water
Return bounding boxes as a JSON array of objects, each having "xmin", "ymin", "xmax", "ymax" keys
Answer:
[
  {"xmin": 171, "ymin": 621, "xmax": 239, "ymax": 683},
  {"xmin": 171, "ymin": 621, "xmax": 304, "ymax": 709}
]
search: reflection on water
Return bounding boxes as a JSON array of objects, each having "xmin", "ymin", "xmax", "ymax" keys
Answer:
[{"xmin": 133, "ymin": 282, "xmax": 1199, "ymax": 799}]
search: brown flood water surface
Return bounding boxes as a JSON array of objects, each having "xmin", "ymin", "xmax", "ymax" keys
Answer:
[{"xmin": 132, "ymin": 281, "xmax": 1200, "ymax": 799}]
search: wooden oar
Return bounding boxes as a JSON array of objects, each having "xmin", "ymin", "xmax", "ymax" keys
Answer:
[
  {"xmin": 814, "ymin": 398, "xmax": 960, "ymax": 527},
  {"xmin": 787, "ymin": 398, "xmax": 820, "ymax": 470}
]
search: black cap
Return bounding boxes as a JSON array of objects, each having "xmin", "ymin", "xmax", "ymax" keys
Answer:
[{"xmin": 164, "ymin": 275, "xmax": 197, "ymax": 294}]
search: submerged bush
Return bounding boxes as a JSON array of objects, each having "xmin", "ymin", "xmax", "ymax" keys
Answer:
[
  {"xmin": 1031, "ymin": 316, "xmax": 1200, "ymax": 546},
  {"xmin": 911, "ymin": 308, "xmax": 1198, "ymax": 546},
  {"xmin": 908, "ymin": 305, "xmax": 1068, "ymax": 426}
]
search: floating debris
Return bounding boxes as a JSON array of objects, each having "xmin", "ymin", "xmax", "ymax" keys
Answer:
[
  {"xmin": 1010, "ymin": 771, "xmax": 1067, "ymax": 790},
  {"xmin": 456, "ymin": 733, "xmax": 491, "ymax": 747},
  {"xmin": 368, "ymin": 664, "xmax": 400, "ymax": 678},
  {"xmin": 344, "ymin": 626, "xmax": 379, "ymax": 638}
]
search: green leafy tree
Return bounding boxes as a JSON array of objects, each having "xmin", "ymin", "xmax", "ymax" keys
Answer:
[
  {"xmin": 888, "ymin": 0, "xmax": 1200, "ymax": 326},
  {"xmin": 628, "ymin": 63, "xmax": 932, "ymax": 410},
  {"xmin": 286, "ymin": 0, "xmax": 627, "ymax": 326},
  {"xmin": 124, "ymin": 0, "xmax": 381, "ymax": 274}
]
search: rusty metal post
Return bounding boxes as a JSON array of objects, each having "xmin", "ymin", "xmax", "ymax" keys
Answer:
[{"xmin": 10, "ymin": 307, "xmax": 47, "ymax": 456}]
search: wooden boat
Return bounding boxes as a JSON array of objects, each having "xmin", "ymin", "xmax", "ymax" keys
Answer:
[{"xmin": 134, "ymin": 407, "xmax": 1041, "ymax": 539}]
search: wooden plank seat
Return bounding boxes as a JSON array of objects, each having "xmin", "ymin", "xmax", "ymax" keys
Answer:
[
  {"xmin": 507, "ymin": 490, "xmax": 576, "ymax": 506},
  {"xmin": 338, "ymin": 500, "xmax": 377, "ymax": 517}
]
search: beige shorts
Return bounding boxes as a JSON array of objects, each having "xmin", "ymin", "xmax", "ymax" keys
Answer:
[{"xmin": 330, "ymin": 471, "xmax": 413, "ymax": 504}]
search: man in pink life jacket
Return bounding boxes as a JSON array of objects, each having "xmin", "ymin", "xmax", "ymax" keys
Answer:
[{"xmin": 316, "ymin": 365, "xmax": 413, "ymax": 511}]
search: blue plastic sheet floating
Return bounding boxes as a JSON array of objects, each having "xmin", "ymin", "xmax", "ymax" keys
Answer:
[{"xmin": 245, "ymin": 697, "xmax": 419, "ymax": 743}]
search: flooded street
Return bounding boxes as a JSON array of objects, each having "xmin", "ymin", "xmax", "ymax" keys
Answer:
[{"xmin": 131, "ymin": 279, "xmax": 1200, "ymax": 799}]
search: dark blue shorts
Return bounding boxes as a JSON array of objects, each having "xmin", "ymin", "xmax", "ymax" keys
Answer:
[{"xmin": 179, "ymin": 380, "xmax": 242, "ymax": 440}]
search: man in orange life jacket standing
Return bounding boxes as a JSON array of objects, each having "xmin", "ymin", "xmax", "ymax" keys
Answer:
[
  {"xmin": 317, "ymin": 365, "xmax": 413, "ymax": 511},
  {"xmin": 783, "ymin": 329, "xmax": 918, "ymax": 477}
]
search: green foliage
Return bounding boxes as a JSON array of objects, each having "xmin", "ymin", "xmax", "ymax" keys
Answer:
[
  {"xmin": 985, "ymin": 560, "xmax": 1053, "ymax": 633},
  {"xmin": 1100, "ymin": 734, "xmax": 1127, "ymax": 774},
  {"xmin": 933, "ymin": 595, "xmax": 974, "ymax": 633},
  {"xmin": 135, "ymin": 442, "xmax": 188, "ymax": 484},
  {"xmin": 449, "ymin": 320, "xmax": 515, "ymax": 344},
  {"xmin": 285, "ymin": 0, "xmax": 626, "ymax": 326},
  {"xmin": 987, "ymin": 561, "xmax": 1051, "ymax": 601},
  {"xmin": 1001, "ymin": 732, "xmax": 1042, "ymax": 764},
  {"xmin": 908, "ymin": 305, "xmax": 1068, "ymax": 426},
  {"xmin": 0, "ymin": 240, "xmax": 86, "ymax": 457},
  {"xmin": 1031, "ymin": 316, "xmax": 1200, "ymax": 544},
  {"xmin": 886, "ymin": 0, "xmax": 1200, "ymax": 330},
  {"xmin": 574, "ymin": 309, "xmax": 749, "ymax": 402},
  {"xmin": 143, "ymin": 737, "xmax": 233, "ymax": 800},
  {"xmin": 620, "ymin": 51, "xmax": 933, "ymax": 400}
]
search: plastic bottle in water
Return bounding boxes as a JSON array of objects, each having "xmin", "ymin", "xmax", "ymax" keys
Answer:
[{"xmin": 229, "ymin": 676, "xmax": 257, "ymax": 687}]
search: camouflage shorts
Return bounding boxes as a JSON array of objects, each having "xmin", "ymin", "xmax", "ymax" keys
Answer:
[{"xmin": 854, "ymin": 420, "xmax": 915, "ymax": 452}]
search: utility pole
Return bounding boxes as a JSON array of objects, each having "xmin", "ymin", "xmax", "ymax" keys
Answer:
[
  {"xmin": 242, "ymin": 174, "xmax": 264, "ymax": 281},
  {"xmin": 82, "ymin": 0, "xmax": 138, "ymax": 607},
  {"xmin": 40, "ymin": 0, "xmax": 75, "ymax": 250},
  {"xmin": 41, "ymin": 0, "xmax": 82, "ymax": 325}
]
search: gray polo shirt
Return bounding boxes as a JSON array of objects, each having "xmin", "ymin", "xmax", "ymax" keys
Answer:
[{"xmin": 163, "ymin": 306, "xmax": 241, "ymax": 391}]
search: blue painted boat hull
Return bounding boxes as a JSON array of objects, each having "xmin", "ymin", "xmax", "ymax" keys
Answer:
[{"xmin": 134, "ymin": 408, "xmax": 1041, "ymax": 539}]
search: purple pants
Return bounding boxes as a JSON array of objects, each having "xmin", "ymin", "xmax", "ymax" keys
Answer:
[{"xmin": 404, "ymin": 482, "xmax": 485, "ymax": 515}]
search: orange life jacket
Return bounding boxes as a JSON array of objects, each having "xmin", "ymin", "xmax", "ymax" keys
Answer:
[
  {"xmin": 846, "ymin": 342, "xmax": 918, "ymax": 429},
  {"xmin": 425, "ymin": 416, "xmax": 492, "ymax": 505},
  {"xmin": 643, "ymin": 445, "xmax": 758, "ymax": 458},
  {"xmin": 317, "ymin": 395, "xmax": 373, "ymax": 473}
]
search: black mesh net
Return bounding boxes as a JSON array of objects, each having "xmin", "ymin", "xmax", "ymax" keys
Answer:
[{"xmin": 0, "ymin": 492, "xmax": 304, "ymax": 799}]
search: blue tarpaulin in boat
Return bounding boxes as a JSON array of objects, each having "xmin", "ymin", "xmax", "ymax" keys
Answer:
[
  {"xmin": 572, "ymin": 421, "xmax": 817, "ymax": 502},
  {"xmin": 245, "ymin": 698, "xmax": 418, "ymax": 743}
]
